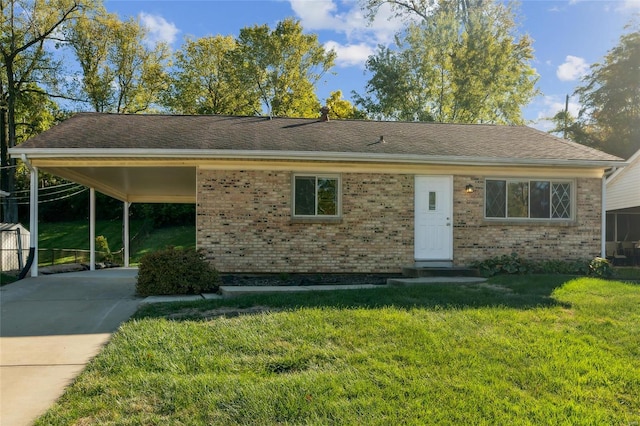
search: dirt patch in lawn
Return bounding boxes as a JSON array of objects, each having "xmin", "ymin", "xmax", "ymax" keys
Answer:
[
  {"xmin": 473, "ymin": 283, "xmax": 514, "ymax": 293},
  {"xmin": 166, "ymin": 305, "xmax": 278, "ymax": 320}
]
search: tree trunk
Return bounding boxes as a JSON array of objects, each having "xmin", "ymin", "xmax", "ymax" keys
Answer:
[
  {"xmin": 2, "ymin": 56, "xmax": 20, "ymax": 223},
  {"xmin": 1, "ymin": 106, "xmax": 18, "ymax": 223}
]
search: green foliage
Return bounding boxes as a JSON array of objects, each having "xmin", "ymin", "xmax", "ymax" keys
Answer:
[
  {"xmin": 355, "ymin": 0, "xmax": 538, "ymax": 124},
  {"xmin": 324, "ymin": 90, "xmax": 366, "ymax": 119},
  {"xmin": 135, "ymin": 203, "xmax": 195, "ymax": 228},
  {"xmin": 165, "ymin": 35, "xmax": 259, "ymax": 115},
  {"xmin": 534, "ymin": 259, "xmax": 590, "ymax": 275},
  {"xmin": 574, "ymin": 22, "xmax": 640, "ymax": 158},
  {"xmin": 471, "ymin": 253, "xmax": 531, "ymax": 276},
  {"xmin": 66, "ymin": 9, "xmax": 170, "ymax": 113},
  {"xmin": 588, "ymin": 257, "xmax": 613, "ymax": 278},
  {"xmin": 136, "ymin": 247, "xmax": 219, "ymax": 296},
  {"xmin": 471, "ymin": 253, "xmax": 591, "ymax": 277},
  {"xmin": 95, "ymin": 235, "xmax": 112, "ymax": 262},
  {"xmin": 234, "ymin": 18, "xmax": 336, "ymax": 118},
  {"xmin": 361, "ymin": 0, "xmax": 486, "ymax": 24},
  {"xmin": 546, "ymin": 108, "xmax": 601, "ymax": 149},
  {"xmin": 1, "ymin": 0, "xmax": 89, "ymax": 223}
]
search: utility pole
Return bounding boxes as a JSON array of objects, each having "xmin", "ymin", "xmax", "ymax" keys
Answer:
[{"xmin": 563, "ymin": 94, "xmax": 569, "ymax": 140}]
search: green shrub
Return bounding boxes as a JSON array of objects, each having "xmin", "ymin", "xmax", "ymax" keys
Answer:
[
  {"xmin": 532, "ymin": 259, "xmax": 590, "ymax": 275},
  {"xmin": 472, "ymin": 254, "xmax": 591, "ymax": 277},
  {"xmin": 471, "ymin": 253, "xmax": 531, "ymax": 277},
  {"xmin": 588, "ymin": 257, "xmax": 613, "ymax": 278},
  {"xmin": 136, "ymin": 247, "xmax": 220, "ymax": 296},
  {"xmin": 96, "ymin": 235, "xmax": 112, "ymax": 262}
]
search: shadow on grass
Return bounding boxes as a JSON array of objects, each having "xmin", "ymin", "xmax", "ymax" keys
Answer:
[{"xmin": 133, "ymin": 274, "xmax": 576, "ymax": 321}]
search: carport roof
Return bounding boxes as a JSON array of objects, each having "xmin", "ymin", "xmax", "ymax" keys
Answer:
[{"xmin": 10, "ymin": 113, "xmax": 625, "ymax": 203}]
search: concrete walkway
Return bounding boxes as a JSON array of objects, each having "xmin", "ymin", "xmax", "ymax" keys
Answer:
[{"xmin": 0, "ymin": 268, "xmax": 141, "ymax": 426}]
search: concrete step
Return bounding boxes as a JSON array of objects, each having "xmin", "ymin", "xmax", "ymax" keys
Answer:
[
  {"xmin": 402, "ymin": 266, "xmax": 481, "ymax": 278},
  {"xmin": 219, "ymin": 284, "xmax": 382, "ymax": 297},
  {"xmin": 413, "ymin": 261, "xmax": 453, "ymax": 268},
  {"xmin": 388, "ymin": 276, "xmax": 487, "ymax": 286}
]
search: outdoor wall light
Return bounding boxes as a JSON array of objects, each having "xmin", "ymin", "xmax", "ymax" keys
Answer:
[{"xmin": 465, "ymin": 184, "xmax": 474, "ymax": 193}]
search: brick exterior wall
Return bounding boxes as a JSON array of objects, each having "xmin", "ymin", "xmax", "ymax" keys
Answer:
[
  {"xmin": 453, "ymin": 176, "xmax": 603, "ymax": 265},
  {"xmin": 197, "ymin": 170, "xmax": 603, "ymax": 273},
  {"xmin": 197, "ymin": 170, "xmax": 414, "ymax": 273}
]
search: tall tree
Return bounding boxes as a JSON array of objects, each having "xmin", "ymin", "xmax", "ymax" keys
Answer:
[
  {"xmin": 165, "ymin": 35, "xmax": 259, "ymax": 115},
  {"xmin": 67, "ymin": 10, "xmax": 169, "ymax": 113},
  {"xmin": 361, "ymin": 0, "xmax": 484, "ymax": 23},
  {"xmin": 325, "ymin": 90, "xmax": 366, "ymax": 119},
  {"xmin": 547, "ymin": 109, "xmax": 601, "ymax": 148},
  {"xmin": 574, "ymin": 23, "xmax": 640, "ymax": 159},
  {"xmin": 234, "ymin": 18, "xmax": 336, "ymax": 118},
  {"xmin": 1, "ymin": 0, "xmax": 86, "ymax": 222},
  {"xmin": 355, "ymin": 0, "xmax": 538, "ymax": 124}
]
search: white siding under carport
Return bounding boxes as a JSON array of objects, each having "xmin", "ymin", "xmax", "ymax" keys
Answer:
[{"xmin": 606, "ymin": 149, "xmax": 640, "ymax": 212}]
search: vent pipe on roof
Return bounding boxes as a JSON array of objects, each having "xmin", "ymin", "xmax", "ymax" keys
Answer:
[
  {"xmin": 379, "ymin": 135, "xmax": 386, "ymax": 144},
  {"xmin": 320, "ymin": 106, "xmax": 330, "ymax": 122}
]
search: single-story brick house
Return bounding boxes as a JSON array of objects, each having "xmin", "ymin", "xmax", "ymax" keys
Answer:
[{"xmin": 10, "ymin": 113, "xmax": 625, "ymax": 275}]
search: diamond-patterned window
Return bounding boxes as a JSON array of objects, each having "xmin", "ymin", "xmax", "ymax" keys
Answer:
[
  {"xmin": 551, "ymin": 183, "xmax": 571, "ymax": 219},
  {"xmin": 485, "ymin": 180, "xmax": 506, "ymax": 217},
  {"xmin": 485, "ymin": 179, "xmax": 573, "ymax": 220}
]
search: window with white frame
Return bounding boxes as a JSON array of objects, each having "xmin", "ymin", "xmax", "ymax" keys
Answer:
[
  {"xmin": 293, "ymin": 174, "xmax": 340, "ymax": 217},
  {"xmin": 485, "ymin": 179, "xmax": 572, "ymax": 220}
]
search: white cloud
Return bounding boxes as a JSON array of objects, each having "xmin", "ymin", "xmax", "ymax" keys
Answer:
[
  {"xmin": 289, "ymin": 0, "xmax": 341, "ymax": 30},
  {"xmin": 325, "ymin": 40, "xmax": 374, "ymax": 67},
  {"xmin": 556, "ymin": 55, "xmax": 589, "ymax": 82},
  {"xmin": 289, "ymin": 0, "xmax": 408, "ymax": 66},
  {"xmin": 139, "ymin": 12, "xmax": 180, "ymax": 46},
  {"xmin": 531, "ymin": 95, "xmax": 581, "ymax": 132},
  {"xmin": 621, "ymin": 0, "xmax": 640, "ymax": 10}
]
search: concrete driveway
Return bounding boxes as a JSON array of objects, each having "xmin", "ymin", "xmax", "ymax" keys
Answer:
[{"xmin": 0, "ymin": 268, "xmax": 141, "ymax": 426}]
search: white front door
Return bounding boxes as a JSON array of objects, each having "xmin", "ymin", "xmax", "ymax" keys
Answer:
[{"xmin": 414, "ymin": 176, "xmax": 453, "ymax": 260}]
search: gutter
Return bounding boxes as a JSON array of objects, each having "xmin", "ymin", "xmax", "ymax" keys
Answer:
[{"xmin": 8, "ymin": 148, "xmax": 628, "ymax": 169}]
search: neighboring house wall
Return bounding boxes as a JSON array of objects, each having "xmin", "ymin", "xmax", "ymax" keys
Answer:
[
  {"xmin": 197, "ymin": 168, "xmax": 603, "ymax": 273},
  {"xmin": 454, "ymin": 176, "xmax": 602, "ymax": 264},
  {"xmin": 197, "ymin": 169, "xmax": 414, "ymax": 273},
  {"xmin": 606, "ymin": 150, "xmax": 640, "ymax": 212}
]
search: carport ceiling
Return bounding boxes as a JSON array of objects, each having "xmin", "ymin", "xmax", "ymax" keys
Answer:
[{"xmin": 37, "ymin": 164, "xmax": 196, "ymax": 204}]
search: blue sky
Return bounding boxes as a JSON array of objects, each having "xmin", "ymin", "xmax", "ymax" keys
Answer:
[{"xmin": 104, "ymin": 0, "xmax": 639, "ymax": 129}]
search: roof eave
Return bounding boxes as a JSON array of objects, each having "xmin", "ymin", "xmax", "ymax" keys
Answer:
[{"xmin": 9, "ymin": 147, "xmax": 626, "ymax": 169}]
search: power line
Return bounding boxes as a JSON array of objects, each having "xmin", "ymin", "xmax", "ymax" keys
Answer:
[
  {"xmin": 15, "ymin": 187, "xmax": 88, "ymax": 205},
  {"xmin": 10, "ymin": 182, "xmax": 80, "ymax": 194}
]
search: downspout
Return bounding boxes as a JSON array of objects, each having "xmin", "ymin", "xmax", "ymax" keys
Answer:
[
  {"xmin": 18, "ymin": 154, "xmax": 38, "ymax": 279},
  {"xmin": 601, "ymin": 167, "xmax": 618, "ymax": 258}
]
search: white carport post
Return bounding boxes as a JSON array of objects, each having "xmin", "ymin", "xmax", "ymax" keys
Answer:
[
  {"xmin": 123, "ymin": 201, "xmax": 130, "ymax": 267},
  {"xmin": 601, "ymin": 175, "xmax": 607, "ymax": 258},
  {"xmin": 90, "ymin": 188, "xmax": 96, "ymax": 271},
  {"xmin": 29, "ymin": 163, "xmax": 39, "ymax": 277}
]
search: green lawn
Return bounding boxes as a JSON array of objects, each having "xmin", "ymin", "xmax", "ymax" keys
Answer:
[
  {"xmin": 36, "ymin": 276, "xmax": 640, "ymax": 425},
  {"xmin": 37, "ymin": 221, "xmax": 195, "ymax": 265}
]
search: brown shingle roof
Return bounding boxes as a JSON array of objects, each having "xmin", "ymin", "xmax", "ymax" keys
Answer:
[{"xmin": 16, "ymin": 112, "xmax": 622, "ymax": 163}]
